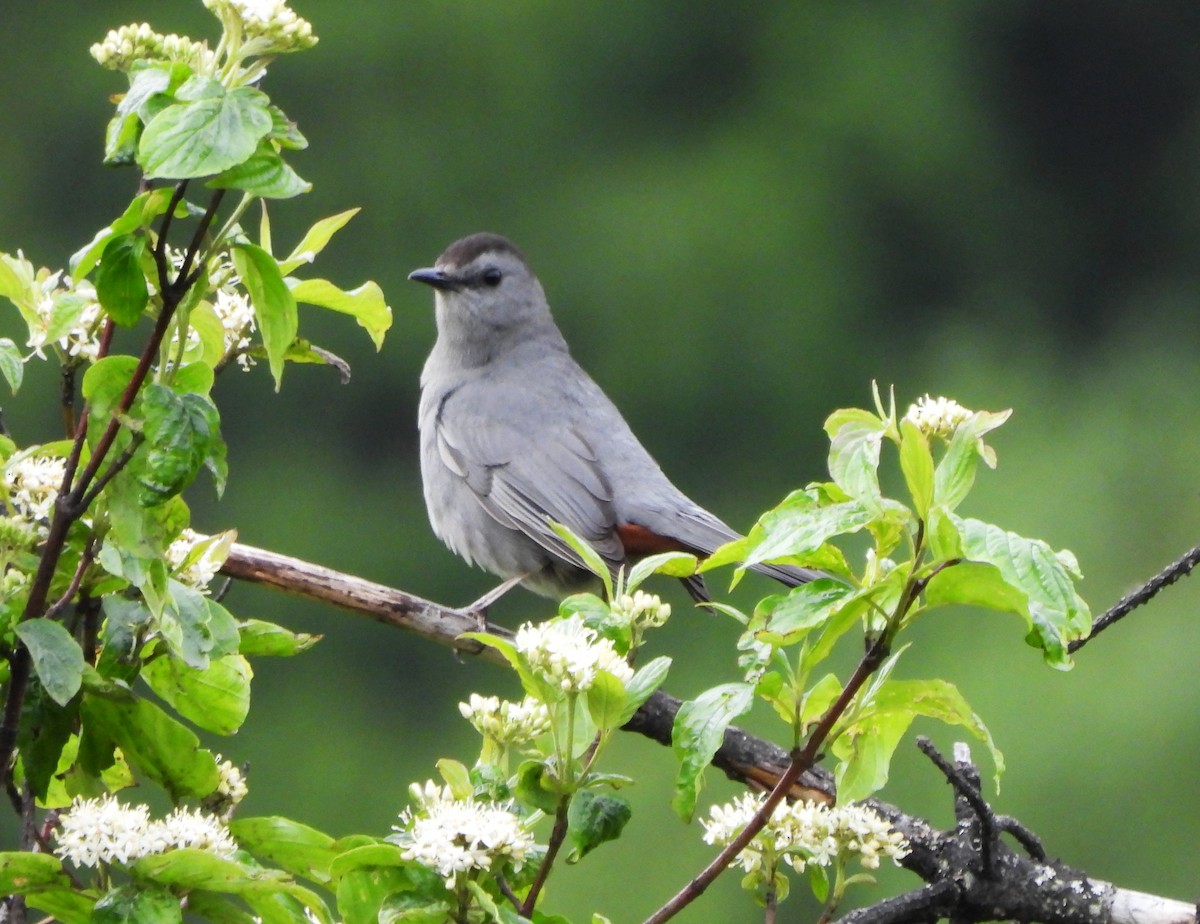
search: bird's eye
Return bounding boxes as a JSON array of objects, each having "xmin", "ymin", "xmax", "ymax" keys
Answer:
[{"xmin": 481, "ymin": 267, "xmax": 503, "ymax": 287}]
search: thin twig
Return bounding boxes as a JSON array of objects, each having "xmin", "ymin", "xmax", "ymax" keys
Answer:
[
  {"xmin": 520, "ymin": 799, "xmax": 570, "ymax": 917},
  {"xmin": 918, "ymin": 737, "xmax": 996, "ymax": 872},
  {"xmin": 43, "ymin": 537, "xmax": 98, "ymax": 623},
  {"xmin": 1069, "ymin": 543, "xmax": 1200, "ymax": 652},
  {"xmin": 75, "ymin": 439, "xmax": 142, "ymax": 514}
]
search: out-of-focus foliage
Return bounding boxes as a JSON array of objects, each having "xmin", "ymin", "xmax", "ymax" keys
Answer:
[{"xmin": 3, "ymin": 2, "xmax": 1200, "ymax": 920}]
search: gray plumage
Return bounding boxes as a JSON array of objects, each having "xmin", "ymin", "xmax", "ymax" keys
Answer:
[{"xmin": 411, "ymin": 232, "xmax": 821, "ymax": 601}]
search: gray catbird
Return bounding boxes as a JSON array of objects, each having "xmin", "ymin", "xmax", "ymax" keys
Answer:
[{"xmin": 410, "ymin": 232, "xmax": 822, "ymax": 604}]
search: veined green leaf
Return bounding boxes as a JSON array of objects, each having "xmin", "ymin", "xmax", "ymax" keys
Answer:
[
  {"xmin": 141, "ymin": 652, "xmax": 252, "ymax": 735},
  {"xmin": 566, "ymin": 790, "xmax": 631, "ymax": 863},
  {"xmin": 233, "ymin": 243, "xmax": 296, "ymax": 390},
  {"xmin": 229, "ymin": 817, "xmax": 339, "ymax": 884},
  {"xmin": 899, "ymin": 418, "xmax": 934, "ymax": 519},
  {"xmin": 140, "ymin": 86, "xmax": 273, "ymax": 180},
  {"xmin": 81, "ymin": 695, "xmax": 219, "ymax": 801},
  {"xmin": 671, "ymin": 682, "xmax": 754, "ymax": 821},
  {"xmin": 209, "ymin": 146, "xmax": 311, "ymax": 199},
  {"xmin": 96, "ymin": 235, "xmax": 149, "ymax": 327},
  {"xmin": 289, "ymin": 278, "xmax": 391, "ymax": 350},
  {"xmin": 15, "ymin": 621, "xmax": 84, "ymax": 707},
  {"xmin": 0, "ymin": 338, "xmax": 23, "ymax": 393},
  {"xmin": 278, "ymin": 209, "xmax": 360, "ymax": 275}
]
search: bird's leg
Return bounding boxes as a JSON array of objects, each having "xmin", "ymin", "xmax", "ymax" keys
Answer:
[{"xmin": 463, "ymin": 572, "xmax": 530, "ymax": 628}]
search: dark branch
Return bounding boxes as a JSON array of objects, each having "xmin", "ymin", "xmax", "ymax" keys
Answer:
[{"xmin": 1069, "ymin": 543, "xmax": 1200, "ymax": 652}]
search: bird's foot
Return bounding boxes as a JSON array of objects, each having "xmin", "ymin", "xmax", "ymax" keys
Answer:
[{"xmin": 463, "ymin": 572, "xmax": 529, "ymax": 630}]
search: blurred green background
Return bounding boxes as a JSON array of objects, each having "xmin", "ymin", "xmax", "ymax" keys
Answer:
[{"xmin": 4, "ymin": 1, "xmax": 1200, "ymax": 920}]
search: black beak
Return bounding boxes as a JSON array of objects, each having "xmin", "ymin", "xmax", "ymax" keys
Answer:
[{"xmin": 408, "ymin": 267, "xmax": 459, "ymax": 291}]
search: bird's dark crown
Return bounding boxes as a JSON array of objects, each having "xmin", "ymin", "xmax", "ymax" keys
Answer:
[{"xmin": 438, "ymin": 232, "xmax": 526, "ymax": 270}]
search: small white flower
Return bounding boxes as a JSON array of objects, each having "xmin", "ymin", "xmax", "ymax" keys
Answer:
[
  {"xmin": 613, "ymin": 590, "xmax": 671, "ymax": 629},
  {"xmin": 152, "ymin": 807, "xmax": 238, "ymax": 857},
  {"xmin": 212, "ymin": 289, "xmax": 258, "ymax": 370},
  {"xmin": 90, "ymin": 23, "xmax": 214, "ymax": 73},
  {"xmin": 390, "ymin": 783, "xmax": 534, "ymax": 888},
  {"xmin": 701, "ymin": 795, "xmax": 908, "ymax": 877},
  {"xmin": 206, "ymin": 0, "xmax": 318, "ymax": 54},
  {"xmin": 166, "ymin": 528, "xmax": 229, "ymax": 589},
  {"xmin": 3, "ymin": 454, "xmax": 67, "ymax": 537},
  {"xmin": 54, "ymin": 795, "xmax": 155, "ymax": 868},
  {"xmin": 459, "ymin": 694, "xmax": 551, "ymax": 747},
  {"xmin": 214, "ymin": 754, "xmax": 249, "ymax": 809},
  {"xmin": 55, "ymin": 795, "xmax": 239, "ymax": 868},
  {"xmin": 904, "ymin": 395, "xmax": 973, "ymax": 440},
  {"xmin": 514, "ymin": 615, "xmax": 633, "ymax": 694}
]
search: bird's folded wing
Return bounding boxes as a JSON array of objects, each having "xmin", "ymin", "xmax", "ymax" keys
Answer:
[{"xmin": 434, "ymin": 416, "xmax": 625, "ymax": 576}]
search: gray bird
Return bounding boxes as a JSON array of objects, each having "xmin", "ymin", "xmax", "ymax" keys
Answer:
[{"xmin": 410, "ymin": 232, "xmax": 822, "ymax": 605}]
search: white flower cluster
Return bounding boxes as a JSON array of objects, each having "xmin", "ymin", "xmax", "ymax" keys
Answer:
[
  {"xmin": 205, "ymin": 0, "xmax": 318, "ymax": 55},
  {"xmin": 213, "ymin": 289, "xmax": 257, "ymax": 370},
  {"xmin": 391, "ymin": 782, "xmax": 534, "ymax": 888},
  {"xmin": 2, "ymin": 454, "xmax": 67, "ymax": 538},
  {"xmin": 26, "ymin": 268, "xmax": 103, "ymax": 363},
  {"xmin": 459, "ymin": 694, "xmax": 551, "ymax": 748},
  {"xmin": 55, "ymin": 795, "xmax": 237, "ymax": 869},
  {"xmin": 514, "ymin": 615, "xmax": 633, "ymax": 694},
  {"xmin": 215, "ymin": 754, "xmax": 249, "ymax": 807},
  {"xmin": 166, "ymin": 529, "xmax": 226, "ymax": 589},
  {"xmin": 701, "ymin": 794, "xmax": 909, "ymax": 875},
  {"xmin": 612, "ymin": 589, "xmax": 671, "ymax": 629},
  {"xmin": 90, "ymin": 23, "xmax": 214, "ymax": 72},
  {"xmin": 904, "ymin": 395, "xmax": 973, "ymax": 440}
]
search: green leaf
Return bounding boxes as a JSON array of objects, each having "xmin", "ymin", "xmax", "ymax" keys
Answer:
[
  {"xmin": 436, "ymin": 758, "xmax": 473, "ymax": 800},
  {"xmin": 70, "ymin": 189, "xmax": 179, "ymax": 281},
  {"xmin": 267, "ymin": 105, "xmax": 308, "ymax": 151},
  {"xmin": 80, "ymin": 694, "xmax": 219, "ymax": 800},
  {"xmin": 950, "ymin": 515, "xmax": 1090, "ymax": 668},
  {"xmin": 515, "ymin": 760, "xmax": 561, "ymax": 814},
  {"xmin": 228, "ymin": 817, "xmax": 339, "ymax": 884},
  {"xmin": 671, "ymin": 682, "xmax": 754, "ymax": 821},
  {"xmin": 279, "ymin": 209, "xmax": 360, "ymax": 275},
  {"xmin": 0, "ymin": 851, "xmax": 69, "ymax": 894},
  {"xmin": 460, "ymin": 632, "xmax": 554, "ymax": 704},
  {"xmin": 549, "ymin": 520, "xmax": 612, "ymax": 598},
  {"xmin": 209, "ymin": 146, "xmax": 312, "ymax": 199},
  {"xmin": 0, "ymin": 338, "xmax": 24, "ymax": 393},
  {"xmin": 93, "ymin": 884, "xmax": 182, "ymax": 924},
  {"xmin": 566, "ymin": 790, "xmax": 631, "ymax": 863},
  {"xmin": 83, "ymin": 355, "xmax": 138, "ymax": 423},
  {"xmin": 26, "ymin": 889, "xmax": 96, "ymax": 924},
  {"xmin": 96, "ymin": 235, "xmax": 149, "ymax": 327},
  {"xmin": 238, "ymin": 619, "xmax": 320, "ymax": 656},
  {"xmin": 139, "ymin": 87, "xmax": 273, "ymax": 180},
  {"xmin": 754, "ymin": 579, "xmax": 854, "ymax": 647},
  {"xmin": 133, "ymin": 849, "xmax": 287, "ymax": 893},
  {"xmin": 617, "ymin": 655, "xmax": 671, "ymax": 724},
  {"xmin": 722, "ymin": 491, "xmax": 873, "ymax": 571},
  {"xmin": 833, "ymin": 678, "xmax": 1003, "ymax": 802},
  {"xmin": 624, "ymin": 551, "xmax": 698, "ymax": 592},
  {"xmin": 377, "ymin": 895, "xmax": 453, "ymax": 924},
  {"xmin": 825, "ymin": 412, "xmax": 886, "ymax": 512},
  {"xmin": 130, "ymin": 385, "xmax": 224, "ymax": 504},
  {"xmin": 119, "ymin": 64, "xmax": 176, "ymax": 119},
  {"xmin": 898, "ymin": 418, "xmax": 934, "ymax": 519},
  {"xmin": 233, "ymin": 243, "xmax": 297, "ymax": 390},
  {"xmin": 331, "ymin": 844, "xmax": 439, "ymax": 921},
  {"xmin": 15, "ymin": 620, "xmax": 84, "ymax": 706},
  {"xmin": 585, "ymin": 670, "xmax": 627, "ymax": 731},
  {"xmin": 932, "ymin": 410, "xmax": 1012, "ymax": 512},
  {"xmin": 289, "ymin": 278, "xmax": 391, "ymax": 350},
  {"xmin": 141, "ymin": 652, "xmax": 251, "ymax": 735}
]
